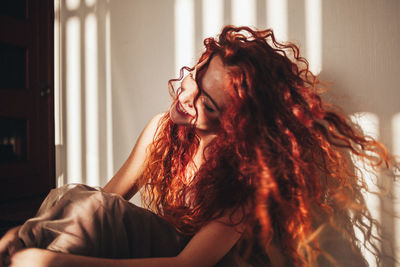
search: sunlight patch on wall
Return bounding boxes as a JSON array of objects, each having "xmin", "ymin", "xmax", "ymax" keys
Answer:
[
  {"xmin": 202, "ymin": 0, "xmax": 223, "ymax": 40},
  {"xmin": 105, "ymin": 10, "xmax": 114, "ymax": 180},
  {"xmin": 305, "ymin": 0, "xmax": 322, "ymax": 74},
  {"xmin": 85, "ymin": 0, "xmax": 96, "ymax": 7},
  {"xmin": 350, "ymin": 112, "xmax": 380, "ymax": 267},
  {"xmin": 266, "ymin": 0, "xmax": 288, "ymax": 42},
  {"xmin": 85, "ymin": 13, "xmax": 99, "ymax": 186},
  {"xmin": 54, "ymin": 0, "xmax": 62, "ymax": 147},
  {"xmin": 66, "ymin": 17, "xmax": 82, "ymax": 183},
  {"xmin": 392, "ymin": 112, "xmax": 400, "ymax": 265},
  {"xmin": 66, "ymin": 0, "xmax": 80, "ymax": 10},
  {"xmin": 54, "ymin": 0, "xmax": 64, "ymax": 187},
  {"xmin": 231, "ymin": 0, "xmax": 256, "ymax": 27},
  {"xmin": 174, "ymin": 0, "xmax": 195, "ymax": 76}
]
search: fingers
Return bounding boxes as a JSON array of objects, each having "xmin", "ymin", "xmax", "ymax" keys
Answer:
[
  {"xmin": 8, "ymin": 239, "xmax": 24, "ymax": 257},
  {"xmin": 0, "ymin": 237, "xmax": 9, "ymax": 255},
  {"xmin": 0, "ymin": 238, "xmax": 25, "ymax": 267},
  {"xmin": 0, "ymin": 239, "xmax": 10, "ymax": 267},
  {"xmin": 0, "ymin": 251, "xmax": 11, "ymax": 267}
]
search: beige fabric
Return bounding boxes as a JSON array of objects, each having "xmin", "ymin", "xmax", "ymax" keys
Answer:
[
  {"xmin": 18, "ymin": 184, "xmax": 188, "ymax": 258},
  {"xmin": 17, "ymin": 184, "xmax": 254, "ymax": 266}
]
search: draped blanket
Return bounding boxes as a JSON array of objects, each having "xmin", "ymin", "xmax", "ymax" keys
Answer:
[
  {"xmin": 18, "ymin": 184, "xmax": 188, "ymax": 258},
  {"xmin": 16, "ymin": 184, "xmax": 250, "ymax": 266}
]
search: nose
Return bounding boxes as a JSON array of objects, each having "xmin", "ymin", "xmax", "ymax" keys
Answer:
[
  {"xmin": 180, "ymin": 89, "xmax": 195, "ymax": 108},
  {"xmin": 179, "ymin": 79, "xmax": 198, "ymax": 109}
]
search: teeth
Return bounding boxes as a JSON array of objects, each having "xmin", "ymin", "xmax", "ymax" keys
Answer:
[{"xmin": 178, "ymin": 102, "xmax": 189, "ymax": 115}]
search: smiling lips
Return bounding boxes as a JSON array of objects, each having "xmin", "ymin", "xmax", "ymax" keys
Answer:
[{"xmin": 176, "ymin": 101, "xmax": 192, "ymax": 117}]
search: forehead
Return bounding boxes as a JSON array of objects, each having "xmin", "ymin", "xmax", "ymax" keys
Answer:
[{"xmin": 199, "ymin": 55, "xmax": 232, "ymax": 109}]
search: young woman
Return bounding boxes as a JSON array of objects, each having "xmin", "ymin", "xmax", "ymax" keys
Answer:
[{"xmin": 0, "ymin": 26, "xmax": 393, "ymax": 267}]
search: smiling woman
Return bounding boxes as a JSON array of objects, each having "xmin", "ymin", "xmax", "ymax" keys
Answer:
[
  {"xmin": 169, "ymin": 56, "xmax": 230, "ymax": 133},
  {"xmin": 1, "ymin": 25, "xmax": 397, "ymax": 267}
]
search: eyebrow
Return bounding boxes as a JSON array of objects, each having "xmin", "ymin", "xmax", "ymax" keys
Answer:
[{"xmin": 188, "ymin": 73, "xmax": 221, "ymax": 111}]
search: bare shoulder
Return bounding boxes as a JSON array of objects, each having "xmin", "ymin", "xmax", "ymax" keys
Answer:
[
  {"xmin": 138, "ymin": 112, "xmax": 167, "ymax": 148},
  {"xmin": 146, "ymin": 112, "xmax": 167, "ymax": 136},
  {"xmin": 102, "ymin": 112, "xmax": 168, "ymax": 198}
]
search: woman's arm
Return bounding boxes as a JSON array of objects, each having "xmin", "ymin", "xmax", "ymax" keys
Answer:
[
  {"xmin": 9, "ymin": 218, "xmax": 242, "ymax": 267},
  {"xmin": 102, "ymin": 113, "xmax": 165, "ymax": 199},
  {"xmin": 175, "ymin": 218, "xmax": 243, "ymax": 266}
]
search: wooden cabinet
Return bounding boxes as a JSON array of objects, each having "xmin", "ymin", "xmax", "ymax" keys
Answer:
[{"xmin": 0, "ymin": 0, "xmax": 55, "ymax": 235}]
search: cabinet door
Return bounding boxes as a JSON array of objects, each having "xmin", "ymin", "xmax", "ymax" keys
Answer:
[{"xmin": 0, "ymin": 0, "xmax": 54, "ymax": 233}]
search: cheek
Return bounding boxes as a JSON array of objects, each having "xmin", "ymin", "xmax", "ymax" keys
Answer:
[
  {"xmin": 196, "ymin": 107, "xmax": 219, "ymax": 128},
  {"xmin": 204, "ymin": 117, "xmax": 219, "ymax": 130}
]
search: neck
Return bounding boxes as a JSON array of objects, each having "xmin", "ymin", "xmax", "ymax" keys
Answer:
[{"xmin": 196, "ymin": 129, "xmax": 216, "ymax": 148}]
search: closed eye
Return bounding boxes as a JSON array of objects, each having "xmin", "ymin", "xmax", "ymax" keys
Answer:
[{"xmin": 204, "ymin": 103, "xmax": 215, "ymax": 113}]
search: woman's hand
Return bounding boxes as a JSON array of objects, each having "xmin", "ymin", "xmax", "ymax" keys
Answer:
[
  {"xmin": 8, "ymin": 248, "xmax": 57, "ymax": 267},
  {"xmin": 0, "ymin": 226, "xmax": 23, "ymax": 267}
]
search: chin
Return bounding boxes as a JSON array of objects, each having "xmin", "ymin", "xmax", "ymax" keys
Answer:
[{"xmin": 169, "ymin": 103, "xmax": 191, "ymax": 125}]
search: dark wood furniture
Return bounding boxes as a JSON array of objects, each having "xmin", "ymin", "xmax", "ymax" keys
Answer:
[{"xmin": 0, "ymin": 0, "xmax": 55, "ymax": 236}]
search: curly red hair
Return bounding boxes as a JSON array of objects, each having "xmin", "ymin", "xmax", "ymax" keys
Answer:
[{"xmin": 141, "ymin": 26, "xmax": 392, "ymax": 266}]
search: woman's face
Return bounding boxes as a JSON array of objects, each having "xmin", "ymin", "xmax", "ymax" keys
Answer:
[{"xmin": 169, "ymin": 55, "xmax": 232, "ymax": 134}]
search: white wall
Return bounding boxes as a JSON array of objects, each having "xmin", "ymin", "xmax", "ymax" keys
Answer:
[{"xmin": 55, "ymin": 0, "xmax": 400, "ymax": 265}]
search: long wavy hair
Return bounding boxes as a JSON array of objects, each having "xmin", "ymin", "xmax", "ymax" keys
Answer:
[{"xmin": 140, "ymin": 26, "xmax": 393, "ymax": 266}]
